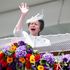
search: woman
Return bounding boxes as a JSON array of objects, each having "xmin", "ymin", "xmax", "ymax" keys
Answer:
[{"xmin": 13, "ymin": 3, "xmax": 51, "ymax": 48}]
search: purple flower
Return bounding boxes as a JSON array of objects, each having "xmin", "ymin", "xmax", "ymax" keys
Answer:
[
  {"xmin": 2, "ymin": 45, "xmax": 10, "ymax": 51},
  {"xmin": 40, "ymin": 53, "xmax": 45, "ymax": 58},
  {"xmin": 27, "ymin": 48, "xmax": 33, "ymax": 53},
  {"xmin": 44, "ymin": 66, "xmax": 50, "ymax": 70},
  {"xmin": 15, "ymin": 45, "xmax": 27, "ymax": 58},
  {"xmin": 18, "ymin": 62, "xmax": 23, "ymax": 68},
  {"xmin": 2, "ymin": 45, "xmax": 12, "ymax": 55},
  {"xmin": 16, "ymin": 50, "xmax": 27, "ymax": 58},
  {"xmin": 31, "ymin": 65, "xmax": 36, "ymax": 70},
  {"xmin": 61, "ymin": 54, "xmax": 70, "ymax": 62},
  {"xmin": 42, "ymin": 53, "xmax": 55, "ymax": 65},
  {"xmin": 26, "ymin": 45, "xmax": 33, "ymax": 53},
  {"xmin": 19, "ymin": 45, "xmax": 26, "ymax": 51},
  {"xmin": 18, "ymin": 41, "xmax": 26, "ymax": 46}
]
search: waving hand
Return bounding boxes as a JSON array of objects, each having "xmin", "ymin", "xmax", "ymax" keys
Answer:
[{"xmin": 19, "ymin": 3, "xmax": 29, "ymax": 14}]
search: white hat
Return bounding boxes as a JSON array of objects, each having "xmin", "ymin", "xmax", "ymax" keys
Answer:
[{"xmin": 26, "ymin": 13, "xmax": 43, "ymax": 24}]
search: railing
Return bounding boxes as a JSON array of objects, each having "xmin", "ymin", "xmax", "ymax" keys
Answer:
[{"xmin": 0, "ymin": 34, "xmax": 70, "ymax": 56}]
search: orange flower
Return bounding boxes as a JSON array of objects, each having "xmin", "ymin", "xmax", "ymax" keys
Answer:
[
  {"xmin": 7, "ymin": 56, "xmax": 13, "ymax": 64},
  {"xmin": 10, "ymin": 44, "xmax": 17, "ymax": 52},
  {"xmin": 19, "ymin": 57, "xmax": 25, "ymax": 63}
]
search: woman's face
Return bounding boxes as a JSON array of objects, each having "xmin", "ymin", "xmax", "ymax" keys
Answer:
[{"xmin": 28, "ymin": 20, "xmax": 40, "ymax": 36}]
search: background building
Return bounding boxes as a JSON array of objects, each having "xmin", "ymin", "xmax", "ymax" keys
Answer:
[{"xmin": 0, "ymin": 0, "xmax": 70, "ymax": 37}]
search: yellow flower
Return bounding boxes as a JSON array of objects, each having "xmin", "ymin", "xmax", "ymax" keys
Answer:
[
  {"xmin": 30, "ymin": 55, "xmax": 35, "ymax": 64},
  {"xmin": 7, "ymin": 56, "xmax": 13, "ymax": 64},
  {"xmin": 19, "ymin": 57, "xmax": 25, "ymax": 63},
  {"xmin": 10, "ymin": 44, "xmax": 17, "ymax": 52},
  {"xmin": 37, "ymin": 65, "xmax": 44, "ymax": 70}
]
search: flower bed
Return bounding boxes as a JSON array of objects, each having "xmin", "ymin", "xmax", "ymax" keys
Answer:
[{"xmin": 0, "ymin": 40, "xmax": 70, "ymax": 70}]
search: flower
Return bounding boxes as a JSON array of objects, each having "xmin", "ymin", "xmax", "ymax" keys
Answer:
[
  {"xmin": 2, "ymin": 45, "xmax": 14, "ymax": 56},
  {"xmin": 25, "ymin": 61, "xmax": 31, "ymax": 69},
  {"xmin": 9, "ymin": 44, "xmax": 17, "ymax": 52},
  {"xmin": 18, "ymin": 41, "xmax": 26, "ymax": 46},
  {"xmin": 61, "ymin": 54, "xmax": 70, "ymax": 62},
  {"xmin": 13, "ymin": 42, "xmax": 18, "ymax": 47},
  {"xmin": 15, "ymin": 45, "xmax": 27, "ymax": 58},
  {"xmin": 26, "ymin": 53, "xmax": 32, "ymax": 61},
  {"xmin": 7, "ymin": 56, "xmax": 13, "ymax": 64},
  {"xmin": 7, "ymin": 67, "xmax": 12, "ymax": 70},
  {"xmin": 42, "ymin": 53, "xmax": 55, "ymax": 65},
  {"xmin": 0, "ymin": 51, "xmax": 4, "ymax": 60},
  {"xmin": 2, "ymin": 45, "xmax": 10, "ymax": 51},
  {"xmin": 26, "ymin": 45, "xmax": 33, "ymax": 54},
  {"xmin": 35, "ymin": 54, "xmax": 40, "ymax": 62},
  {"xmin": 30, "ymin": 55, "xmax": 35, "ymax": 64},
  {"xmin": 2, "ymin": 46, "xmax": 10, "ymax": 54},
  {"xmin": 1, "ymin": 40, "xmax": 70, "ymax": 70},
  {"xmin": 37, "ymin": 65, "xmax": 44, "ymax": 70},
  {"xmin": 19, "ymin": 57, "xmax": 25, "ymax": 63},
  {"xmin": 53, "ymin": 61, "xmax": 61, "ymax": 70},
  {"xmin": 0, "ymin": 59, "xmax": 7, "ymax": 67}
]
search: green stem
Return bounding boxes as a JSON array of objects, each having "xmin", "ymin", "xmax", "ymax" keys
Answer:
[{"xmin": 22, "ymin": 64, "xmax": 25, "ymax": 70}]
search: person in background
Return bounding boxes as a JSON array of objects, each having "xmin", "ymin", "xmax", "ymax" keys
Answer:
[{"xmin": 13, "ymin": 3, "xmax": 51, "ymax": 48}]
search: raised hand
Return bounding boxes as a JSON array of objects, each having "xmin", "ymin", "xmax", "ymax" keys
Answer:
[{"xmin": 19, "ymin": 3, "xmax": 29, "ymax": 14}]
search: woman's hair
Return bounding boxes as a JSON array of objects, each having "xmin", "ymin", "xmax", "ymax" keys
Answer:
[
  {"xmin": 28, "ymin": 19, "xmax": 44, "ymax": 32},
  {"xmin": 38, "ymin": 19, "xmax": 44, "ymax": 32}
]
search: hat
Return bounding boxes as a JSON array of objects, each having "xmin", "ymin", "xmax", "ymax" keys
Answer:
[{"xmin": 26, "ymin": 13, "xmax": 43, "ymax": 24}]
